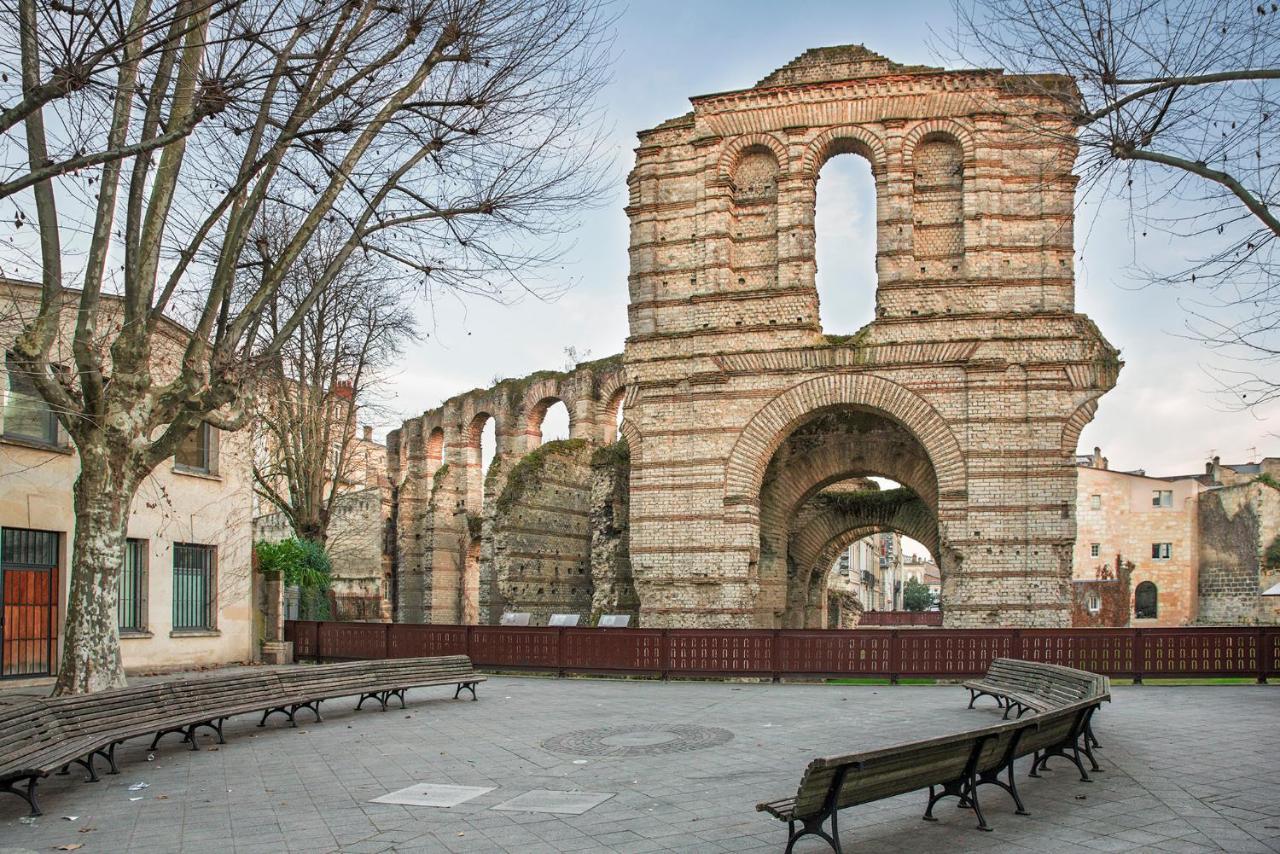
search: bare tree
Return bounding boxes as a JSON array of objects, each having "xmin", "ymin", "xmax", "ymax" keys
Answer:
[
  {"xmin": 252, "ymin": 220, "xmax": 414, "ymax": 545},
  {"xmin": 1, "ymin": 0, "xmax": 613, "ymax": 693},
  {"xmin": 951, "ymin": 0, "xmax": 1280, "ymax": 404}
]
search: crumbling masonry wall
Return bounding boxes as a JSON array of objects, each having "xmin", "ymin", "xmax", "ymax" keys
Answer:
[{"xmin": 1197, "ymin": 481, "xmax": 1280, "ymax": 625}]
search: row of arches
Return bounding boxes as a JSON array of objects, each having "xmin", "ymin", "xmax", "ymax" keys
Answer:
[{"xmin": 409, "ymin": 372, "xmax": 628, "ymax": 510}]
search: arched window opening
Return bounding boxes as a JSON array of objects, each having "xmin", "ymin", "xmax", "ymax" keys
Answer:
[
  {"xmin": 528, "ymin": 397, "xmax": 570, "ymax": 447},
  {"xmin": 728, "ymin": 146, "xmax": 780, "ymax": 290},
  {"xmin": 539, "ymin": 400, "xmax": 570, "ymax": 445},
  {"xmin": 480, "ymin": 418, "xmax": 496, "ymax": 476},
  {"xmin": 467, "ymin": 413, "xmax": 497, "ymax": 508},
  {"xmin": 1134, "ymin": 581, "xmax": 1158, "ymax": 619},
  {"xmin": 426, "ymin": 427, "xmax": 444, "ymax": 479},
  {"xmin": 603, "ymin": 389, "xmax": 626, "ymax": 444},
  {"xmin": 815, "ymin": 151, "xmax": 876, "ymax": 334},
  {"xmin": 912, "ymin": 133, "xmax": 964, "ymax": 277}
]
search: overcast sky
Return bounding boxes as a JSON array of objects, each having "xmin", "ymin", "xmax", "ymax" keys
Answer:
[{"xmin": 382, "ymin": 0, "xmax": 1276, "ymax": 479}]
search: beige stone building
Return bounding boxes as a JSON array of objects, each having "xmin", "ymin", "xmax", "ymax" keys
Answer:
[
  {"xmin": 0, "ymin": 279, "xmax": 256, "ymax": 678},
  {"xmin": 1073, "ymin": 448, "xmax": 1280, "ymax": 626}
]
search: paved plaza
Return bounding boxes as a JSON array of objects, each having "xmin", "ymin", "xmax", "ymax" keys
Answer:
[{"xmin": 1, "ymin": 674, "xmax": 1278, "ymax": 853}]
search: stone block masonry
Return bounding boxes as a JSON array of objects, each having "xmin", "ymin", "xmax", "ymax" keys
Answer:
[{"xmin": 390, "ymin": 44, "xmax": 1118, "ymax": 628}]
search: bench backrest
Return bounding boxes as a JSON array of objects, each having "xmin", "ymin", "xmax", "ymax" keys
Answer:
[
  {"xmin": 788, "ymin": 718, "xmax": 1036, "ymax": 821},
  {"xmin": 987, "ymin": 659, "xmax": 1108, "ymax": 706},
  {"xmin": 0, "ymin": 701, "xmax": 65, "ymax": 776}
]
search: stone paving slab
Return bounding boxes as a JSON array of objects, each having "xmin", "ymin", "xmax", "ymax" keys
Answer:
[{"xmin": 1, "ymin": 675, "xmax": 1277, "ymax": 853}]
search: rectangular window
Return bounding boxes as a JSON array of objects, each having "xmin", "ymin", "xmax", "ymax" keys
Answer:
[
  {"xmin": 1090, "ymin": 543, "xmax": 1100, "ymax": 558},
  {"xmin": 118, "ymin": 538, "xmax": 147, "ymax": 633},
  {"xmin": 1152, "ymin": 489, "xmax": 1173, "ymax": 508},
  {"xmin": 1089, "ymin": 494, "xmax": 1101, "ymax": 510},
  {"xmin": 3, "ymin": 353, "xmax": 59, "ymax": 445},
  {"xmin": 1151, "ymin": 542, "xmax": 1172, "ymax": 560},
  {"xmin": 172, "ymin": 543, "xmax": 216, "ymax": 631},
  {"xmin": 174, "ymin": 422, "xmax": 213, "ymax": 473}
]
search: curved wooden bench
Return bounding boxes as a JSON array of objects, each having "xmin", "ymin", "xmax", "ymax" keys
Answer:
[
  {"xmin": 759, "ymin": 661, "xmax": 1110, "ymax": 852},
  {"xmin": 0, "ymin": 655, "xmax": 485, "ymax": 816}
]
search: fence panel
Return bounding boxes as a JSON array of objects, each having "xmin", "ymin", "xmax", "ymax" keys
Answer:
[
  {"xmin": 1140, "ymin": 627, "xmax": 1260, "ymax": 677},
  {"xmin": 387, "ymin": 624, "xmax": 468, "ymax": 659},
  {"xmin": 562, "ymin": 628, "xmax": 663, "ymax": 673},
  {"xmin": 896, "ymin": 630, "xmax": 1016, "ymax": 677},
  {"xmin": 776, "ymin": 630, "xmax": 893, "ymax": 676},
  {"xmin": 317, "ymin": 621, "xmax": 386, "ymax": 660},
  {"xmin": 468, "ymin": 626, "xmax": 560, "ymax": 669},
  {"xmin": 285, "ymin": 620, "xmax": 318, "ymax": 659},
  {"xmin": 1018, "ymin": 629, "xmax": 1135, "ymax": 676},
  {"xmin": 666, "ymin": 630, "xmax": 774, "ymax": 676}
]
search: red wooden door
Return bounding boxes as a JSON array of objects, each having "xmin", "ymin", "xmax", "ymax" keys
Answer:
[{"xmin": 1, "ymin": 529, "xmax": 60, "ymax": 678}]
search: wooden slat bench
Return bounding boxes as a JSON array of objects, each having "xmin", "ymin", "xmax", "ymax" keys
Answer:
[
  {"xmin": 0, "ymin": 655, "xmax": 485, "ymax": 816},
  {"xmin": 759, "ymin": 661, "xmax": 1111, "ymax": 852}
]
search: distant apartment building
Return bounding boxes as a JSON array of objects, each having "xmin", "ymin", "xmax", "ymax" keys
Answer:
[
  {"xmin": 0, "ymin": 280, "xmax": 255, "ymax": 679},
  {"xmin": 1073, "ymin": 448, "xmax": 1280, "ymax": 627}
]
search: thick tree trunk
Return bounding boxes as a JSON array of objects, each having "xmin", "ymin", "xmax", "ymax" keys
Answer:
[{"xmin": 53, "ymin": 453, "xmax": 136, "ymax": 695}]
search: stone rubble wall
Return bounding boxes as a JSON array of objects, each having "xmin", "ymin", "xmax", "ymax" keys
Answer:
[{"xmin": 1197, "ymin": 482, "xmax": 1280, "ymax": 625}]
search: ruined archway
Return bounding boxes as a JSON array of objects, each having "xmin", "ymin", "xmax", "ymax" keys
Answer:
[
  {"xmin": 394, "ymin": 44, "xmax": 1119, "ymax": 629},
  {"xmin": 751, "ymin": 398, "xmax": 948, "ymax": 627}
]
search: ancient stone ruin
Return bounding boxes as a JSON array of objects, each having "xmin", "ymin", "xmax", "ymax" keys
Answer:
[{"xmin": 388, "ymin": 45, "xmax": 1119, "ymax": 629}]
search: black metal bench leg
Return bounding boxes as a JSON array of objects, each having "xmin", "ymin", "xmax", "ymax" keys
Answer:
[
  {"xmin": 74, "ymin": 753, "xmax": 100, "ymax": 782},
  {"xmin": 784, "ymin": 809, "xmax": 841, "ymax": 854},
  {"xmin": 2, "ymin": 776, "xmax": 43, "ymax": 817},
  {"xmin": 967, "ymin": 777, "xmax": 991, "ymax": 832},
  {"xmin": 390, "ymin": 688, "xmax": 407, "ymax": 708},
  {"xmin": 291, "ymin": 701, "xmax": 322, "ymax": 722},
  {"xmin": 453, "ymin": 682, "xmax": 478, "ymax": 701},
  {"xmin": 355, "ymin": 692, "xmax": 380, "ymax": 711},
  {"xmin": 151, "ymin": 725, "xmax": 190, "ymax": 749},
  {"xmin": 94, "ymin": 742, "xmax": 121, "ymax": 774}
]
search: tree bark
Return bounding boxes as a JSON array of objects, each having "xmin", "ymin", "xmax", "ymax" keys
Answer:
[{"xmin": 53, "ymin": 452, "xmax": 137, "ymax": 695}]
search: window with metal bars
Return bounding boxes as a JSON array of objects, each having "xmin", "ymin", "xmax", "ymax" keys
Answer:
[
  {"xmin": 118, "ymin": 539, "xmax": 147, "ymax": 633},
  {"xmin": 172, "ymin": 543, "xmax": 216, "ymax": 631}
]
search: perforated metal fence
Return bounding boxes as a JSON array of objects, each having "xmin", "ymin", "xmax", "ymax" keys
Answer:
[{"xmin": 285, "ymin": 621, "xmax": 1280, "ymax": 682}]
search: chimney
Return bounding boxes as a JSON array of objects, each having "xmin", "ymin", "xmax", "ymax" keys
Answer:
[{"xmin": 363, "ymin": 425, "xmax": 373, "ymax": 442}]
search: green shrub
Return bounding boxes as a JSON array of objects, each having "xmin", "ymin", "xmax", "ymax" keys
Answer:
[{"xmin": 255, "ymin": 538, "xmax": 332, "ymax": 589}]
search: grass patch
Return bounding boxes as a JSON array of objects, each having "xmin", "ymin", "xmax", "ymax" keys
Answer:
[
  {"xmin": 1109, "ymin": 677, "xmax": 1264, "ymax": 686},
  {"xmin": 826, "ymin": 677, "xmax": 939, "ymax": 686}
]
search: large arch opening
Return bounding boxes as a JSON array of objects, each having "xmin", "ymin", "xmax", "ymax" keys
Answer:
[
  {"xmin": 814, "ymin": 149, "xmax": 877, "ymax": 335},
  {"xmin": 753, "ymin": 404, "xmax": 946, "ymax": 628}
]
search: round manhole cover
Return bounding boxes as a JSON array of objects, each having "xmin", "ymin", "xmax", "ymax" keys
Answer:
[{"xmin": 542, "ymin": 724, "xmax": 734, "ymax": 756}]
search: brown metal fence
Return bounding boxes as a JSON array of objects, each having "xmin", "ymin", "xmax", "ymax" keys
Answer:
[{"xmin": 284, "ymin": 621, "xmax": 1280, "ymax": 683}]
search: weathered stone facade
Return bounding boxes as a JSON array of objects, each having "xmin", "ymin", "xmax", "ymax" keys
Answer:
[{"xmin": 391, "ymin": 46, "xmax": 1118, "ymax": 628}]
